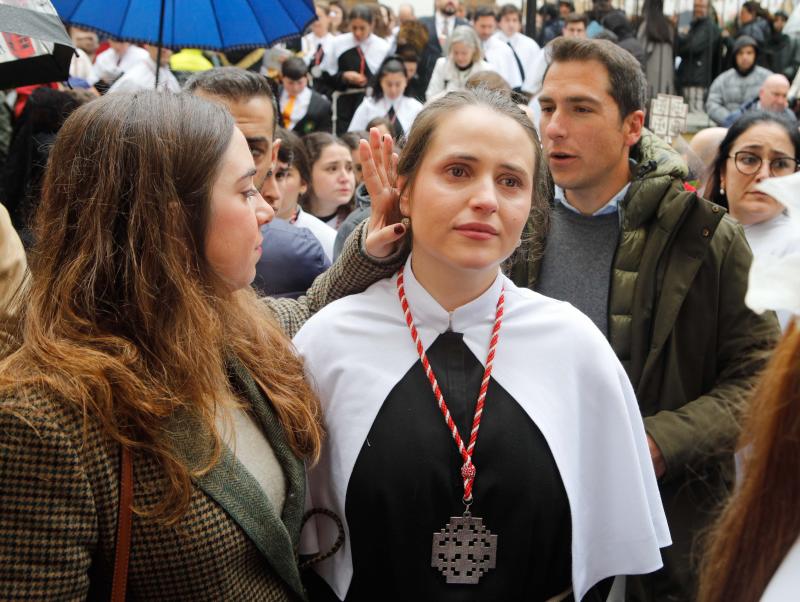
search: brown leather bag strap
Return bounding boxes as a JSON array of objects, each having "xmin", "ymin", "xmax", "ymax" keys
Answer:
[{"xmin": 111, "ymin": 446, "xmax": 133, "ymax": 602}]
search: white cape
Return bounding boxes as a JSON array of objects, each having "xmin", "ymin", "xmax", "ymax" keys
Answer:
[
  {"xmin": 323, "ymin": 32, "xmax": 390, "ymax": 77},
  {"xmin": 294, "ymin": 257, "xmax": 670, "ymax": 601}
]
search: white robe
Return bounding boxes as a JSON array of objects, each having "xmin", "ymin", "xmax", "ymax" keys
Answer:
[
  {"xmin": 347, "ymin": 94, "xmax": 423, "ymax": 134},
  {"xmin": 302, "ymin": 32, "xmax": 335, "ymax": 67},
  {"xmin": 294, "ymin": 256, "xmax": 671, "ymax": 601},
  {"xmin": 323, "ymin": 32, "xmax": 390, "ymax": 77}
]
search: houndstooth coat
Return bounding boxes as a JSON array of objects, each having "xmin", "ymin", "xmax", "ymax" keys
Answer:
[{"xmin": 0, "ymin": 221, "xmax": 406, "ymax": 601}]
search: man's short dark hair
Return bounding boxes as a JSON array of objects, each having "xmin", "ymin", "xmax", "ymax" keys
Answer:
[
  {"xmin": 546, "ymin": 37, "xmax": 647, "ymax": 119},
  {"xmin": 559, "ymin": 0, "xmax": 576, "ymax": 11},
  {"xmin": 564, "ymin": 12, "xmax": 589, "ymax": 26},
  {"xmin": 474, "ymin": 6, "xmax": 497, "ymax": 21},
  {"xmin": 282, "ymin": 57, "xmax": 308, "ymax": 80},
  {"xmin": 498, "ymin": 3, "xmax": 521, "ymax": 19},
  {"xmin": 184, "ymin": 67, "xmax": 278, "ymax": 136}
]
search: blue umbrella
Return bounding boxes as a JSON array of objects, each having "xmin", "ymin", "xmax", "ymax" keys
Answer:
[{"xmin": 52, "ymin": 0, "xmax": 315, "ymax": 51}]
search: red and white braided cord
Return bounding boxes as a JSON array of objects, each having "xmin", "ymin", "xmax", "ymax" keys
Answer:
[{"xmin": 396, "ymin": 268, "xmax": 505, "ymax": 502}]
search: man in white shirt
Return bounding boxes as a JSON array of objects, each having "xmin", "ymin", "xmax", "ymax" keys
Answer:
[
  {"xmin": 279, "ymin": 57, "xmax": 332, "ymax": 135},
  {"xmin": 494, "ymin": 3, "xmax": 542, "ymax": 94},
  {"xmin": 473, "ymin": 6, "xmax": 523, "ymax": 90},
  {"xmin": 108, "ymin": 45, "xmax": 180, "ymax": 93},
  {"xmin": 88, "ymin": 40, "xmax": 150, "ymax": 87}
]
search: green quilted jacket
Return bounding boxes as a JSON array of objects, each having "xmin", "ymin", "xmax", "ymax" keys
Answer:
[{"xmin": 513, "ymin": 130, "xmax": 780, "ymax": 600}]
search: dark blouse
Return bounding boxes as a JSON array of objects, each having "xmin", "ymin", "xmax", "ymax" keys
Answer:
[{"xmin": 330, "ymin": 46, "xmax": 371, "ymax": 134}]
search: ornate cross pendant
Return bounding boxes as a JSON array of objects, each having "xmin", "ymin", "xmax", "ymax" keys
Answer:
[{"xmin": 431, "ymin": 512, "xmax": 498, "ymax": 584}]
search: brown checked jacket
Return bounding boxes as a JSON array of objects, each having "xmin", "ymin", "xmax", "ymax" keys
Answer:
[{"xmin": 0, "ymin": 220, "xmax": 407, "ymax": 601}]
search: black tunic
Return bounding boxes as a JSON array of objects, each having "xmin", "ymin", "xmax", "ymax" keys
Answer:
[
  {"xmin": 331, "ymin": 46, "xmax": 371, "ymax": 135},
  {"xmin": 344, "ymin": 332, "xmax": 572, "ymax": 601}
]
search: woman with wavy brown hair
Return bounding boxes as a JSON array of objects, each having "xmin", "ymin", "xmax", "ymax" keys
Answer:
[
  {"xmin": 0, "ymin": 91, "xmax": 405, "ymax": 600},
  {"xmin": 699, "ymin": 319, "xmax": 800, "ymax": 601}
]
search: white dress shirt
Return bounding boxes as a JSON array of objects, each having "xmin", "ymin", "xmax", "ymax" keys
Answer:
[
  {"xmin": 480, "ymin": 36, "xmax": 523, "ymax": 89},
  {"xmin": 279, "ymin": 86, "xmax": 312, "ymax": 131},
  {"xmin": 493, "ymin": 30, "xmax": 543, "ymax": 94}
]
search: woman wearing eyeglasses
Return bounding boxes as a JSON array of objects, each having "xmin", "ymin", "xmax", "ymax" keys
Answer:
[{"xmin": 708, "ymin": 112, "xmax": 800, "ymax": 330}]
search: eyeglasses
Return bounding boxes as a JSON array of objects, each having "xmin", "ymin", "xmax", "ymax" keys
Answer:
[{"xmin": 729, "ymin": 151, "xmax": 800, "ymax": 177}]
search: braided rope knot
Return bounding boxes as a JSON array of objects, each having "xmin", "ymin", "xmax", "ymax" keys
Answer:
[{"xmin": 461, "ymin": 462, "xmax": 476, "ymax": 479}]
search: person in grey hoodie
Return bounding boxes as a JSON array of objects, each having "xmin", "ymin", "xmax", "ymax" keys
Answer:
[{"xmin": 706, "ymin": 36, "xmax": 772, "ymax": 125}]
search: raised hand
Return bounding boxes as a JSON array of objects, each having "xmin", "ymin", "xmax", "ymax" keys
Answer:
[{"xmin": 361, "ymin": 127, "xmax": 406, "ymax": 258}]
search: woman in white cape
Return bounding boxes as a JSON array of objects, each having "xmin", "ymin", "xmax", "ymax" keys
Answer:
[{"xmin": 295, "ymin": 88, "xmax": 670, "ymax": 601}]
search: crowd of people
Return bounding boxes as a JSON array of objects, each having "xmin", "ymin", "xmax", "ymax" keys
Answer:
[{"xmin": 1, "ymin": 1, "xmax": 800, "ymax": 601}]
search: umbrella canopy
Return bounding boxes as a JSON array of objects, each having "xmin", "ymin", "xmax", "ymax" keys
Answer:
[
  {"xmin": 53, "ymin": 0, "xmax": 316, "ymax": 52},
  {"xmin": 0, "ymin": 0, "xmax": 74, "ymax": 88}
]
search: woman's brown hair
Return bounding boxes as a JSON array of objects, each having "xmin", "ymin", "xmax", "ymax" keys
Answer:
[
  {"xmin": 698, "ymin": 322, "xmax": 800, "ymax": 601},
  {"xmin": 0, "ymin": 91, "xmax": 321, "ymax": 524}
]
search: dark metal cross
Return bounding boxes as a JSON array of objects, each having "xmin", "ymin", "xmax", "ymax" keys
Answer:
[{"xmin": 431, "ymin": 514, "xmax": 498, "ymax": 584}]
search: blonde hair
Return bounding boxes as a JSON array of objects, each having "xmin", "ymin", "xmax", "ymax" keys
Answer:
[{"xmin": 447, "ymin": 25, "xmax": 483, "ymax": 66}]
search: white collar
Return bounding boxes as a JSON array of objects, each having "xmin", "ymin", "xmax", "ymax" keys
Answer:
[
  {"xmin": 554, "ymin": 183, "xmax": 631, "ymax": 217},
  {"xmin": 402, "ymin": 256, "xmax": 503, "ymax": 336}
]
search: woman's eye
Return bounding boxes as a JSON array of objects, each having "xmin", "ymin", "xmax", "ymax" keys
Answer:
[
  {"xmin": 773, "ymin": 158, "xmax": 793, "ymax": 170},
  {"xmin": 448, "ymin": 166, "xmax": 467, "ymax": 178},
  {"xmin": 500, "ymin": 176, "xmax": 521, "ymax": 188},
  {"xmin": 740, "ymin": 154, "xmax": 760, "ymax": 165}
]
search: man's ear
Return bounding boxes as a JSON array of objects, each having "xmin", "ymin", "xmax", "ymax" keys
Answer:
[
  {"xmin": 623, "ymin": 110, "xmax": 645, "ymax": 148},
  {"xmin": 271, "ymin": 138, "xmax": 281, "ymax": 164},
  {"xmin": 397, "ymin": 175, "xmax": 410, "ymax": 216}
]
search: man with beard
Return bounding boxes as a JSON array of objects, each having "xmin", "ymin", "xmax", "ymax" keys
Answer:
[
  {"xmin": 417, "ymin": 0, "xmax": 470, "ymax": 92},
  {"xmin": 706, "ymin": 36, "xmax": 772, "ymax": 125}
]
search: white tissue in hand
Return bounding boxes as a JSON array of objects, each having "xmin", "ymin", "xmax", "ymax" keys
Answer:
[
  {"xmin": 745, "ymin": 253, "xmax": 800, "ymax": 315},
  {"xmin": 745, "ymin": 173, "xmax": 800, "ymax": 315},
  {"xmin": 756, "ymin": 172, "xmax": 800, "ymax": 222}
]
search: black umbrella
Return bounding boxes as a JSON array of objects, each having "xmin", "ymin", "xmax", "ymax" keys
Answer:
[{"xmin": 0, "ymin": 0, "xmax": 74, "ymax": 88}]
